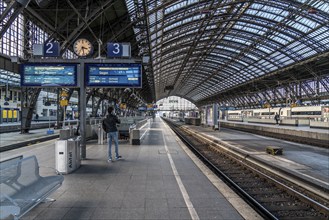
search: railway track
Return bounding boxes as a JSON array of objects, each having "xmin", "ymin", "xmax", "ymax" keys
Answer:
[{"xmin": 164, "ymin": 119, "xmax": 329, "ymax": 220}]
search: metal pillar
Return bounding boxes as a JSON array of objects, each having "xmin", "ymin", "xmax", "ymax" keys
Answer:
[
  {"xmin": 20, "ymin": 88, "xmax": 41, "ymax": 133},
  {"xmin": 56, "ymin": 88, "xmax": 61, "ymax": 128},
  {"xmin": 213, "ymin": 103, "xmax": 218, "ymax": 130},
  {"xmin": 79, "ymin": 64, "xmax": 87, "ymax": 159}
]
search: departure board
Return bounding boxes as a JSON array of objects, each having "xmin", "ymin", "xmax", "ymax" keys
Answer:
[
  {"xmin": 86, "ymin": 63, "xmax": 142, "ymax": 87},
  {"xmin": 21, "ymin": 63, "xmax": 77, "ymax": 87}
]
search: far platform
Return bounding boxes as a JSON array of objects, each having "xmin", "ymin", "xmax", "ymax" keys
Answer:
[
  {"xmin": 179, "ymin": 120, "xmax": 329, "ymax": 192},
  {"xmin": 220, "ymin": 120, "xmax": 328, "ymax": 148}
]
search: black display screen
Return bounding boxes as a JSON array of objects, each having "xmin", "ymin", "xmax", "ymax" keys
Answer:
[
  {"xmin": 86, "ymin": 63, "xmax": 142, "ymax": 87},
  {"xmin": 21, "ymin": 63, "xmax": 77, "ymax": 87}
]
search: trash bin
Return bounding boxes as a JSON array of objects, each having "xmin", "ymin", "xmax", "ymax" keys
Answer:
[
  {"xmin": 55, "ymin": 138, "xmax": 80, "ymax": 174},
  {"xmin": 130, "ymin": 129, "xmax": 140, "ymax": 145}
]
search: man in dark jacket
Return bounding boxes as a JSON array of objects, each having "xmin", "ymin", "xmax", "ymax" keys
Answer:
[{"xmin": 102, "ymin": 106, "xmax": 122, "ymax": 162}]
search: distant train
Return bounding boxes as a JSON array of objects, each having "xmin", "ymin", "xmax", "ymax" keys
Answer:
[
  {"xmin": 227, "ymin": 105, "xmax": 329, "ymax": 120},
  {"xmin": 0, "ymin": 90, "xmax": 93, "ymax": 123}
]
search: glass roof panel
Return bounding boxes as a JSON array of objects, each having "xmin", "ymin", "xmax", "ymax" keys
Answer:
[
  {"xmin": 164, "ymin": 0, "xmax": 199, "ymax": 14},
  {"xmin": 127, "ymin": 0, "xmax": 329, "ymax": 103}
]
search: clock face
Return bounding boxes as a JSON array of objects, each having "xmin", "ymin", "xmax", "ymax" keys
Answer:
[{"xmin": 73, "ymin": 38, "xmax": 93, "ymax": 57}]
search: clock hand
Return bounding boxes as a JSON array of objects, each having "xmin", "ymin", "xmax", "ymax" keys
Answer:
[{"xmin": 81, "ymin": 46, "xmax": 88, "ymax": 55}]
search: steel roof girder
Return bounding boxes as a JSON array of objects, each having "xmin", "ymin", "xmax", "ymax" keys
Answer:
[
  {"xmin": 0, "ymin": 0, "xmax": 26, "ymax": 39},
  {"xmin": 319, "ymin": 77, "xmax": 329, "ymax": 93},
  {"xmin": 60, "ymin": 0, "xmax": 116, "ymax": 53}
]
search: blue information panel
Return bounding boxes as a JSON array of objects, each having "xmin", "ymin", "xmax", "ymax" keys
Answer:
[
  {"xmin": 21, "ymin": 63, "xmax": 77, "ymax": 87},
  {"xmin": 86, "ymin": 63, "xmax": 142, "ymax": 87}
]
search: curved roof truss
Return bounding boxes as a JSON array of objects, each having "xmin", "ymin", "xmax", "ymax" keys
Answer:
[{"xmin": 145, "ymin": 0, "xmax": 329, "ymax": 105}]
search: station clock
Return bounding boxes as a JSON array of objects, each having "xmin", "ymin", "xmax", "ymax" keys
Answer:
[{"xmin": 73, "ymin": 38, "xmax": 93, "ymax": 57}]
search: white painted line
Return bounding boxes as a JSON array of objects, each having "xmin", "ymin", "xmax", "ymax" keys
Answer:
[
  {"xmin": 298, "ymin": 173, "xmax": 329, "ymax": 186},
  {"xmin": 161, "ymin": 120, "xmax": 200, "ymax": 220},
  {"xmin": 135, "ymin": 120, "xmax": 150, "ymax": 140},
  {"xmin": 140, "ymin": 128, "xmax": 149, "ymax": 140}
]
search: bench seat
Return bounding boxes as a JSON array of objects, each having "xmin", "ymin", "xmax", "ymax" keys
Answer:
[{"xmin": 0, "ymin": 155, "xmax": 64, "ymax": 220}]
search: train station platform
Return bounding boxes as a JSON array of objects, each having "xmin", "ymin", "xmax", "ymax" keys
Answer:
[
  {"xmin": 180, "ymin": 122, "xmax": 329, "ymax": 192},
  {"xmin": 220, "ymin": 120, "xmax": 329, "ymax": 148},
  {"xmin": 0, "ymin": 117, "xmax": 261, "ymax": 220},
  {"xmin": 0, "ymin": 127, "xmax": 59, "ymax": 152}
]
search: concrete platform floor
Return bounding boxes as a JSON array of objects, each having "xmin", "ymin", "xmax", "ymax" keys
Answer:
[{"xmin": 1, "ymin": 118, "xmax": 261, "ymax": 220}]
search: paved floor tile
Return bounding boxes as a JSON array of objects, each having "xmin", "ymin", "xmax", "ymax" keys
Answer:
[
  {"xmin": 62, "ymin": 207, "xmax": 96, "ymax": 220},
  {"xmin": 3, "ymin": 118, "xmax": 248, "ymax": 220},
  {"xmin": 145, "ymin": 207, "xmax": 170, "ymax": 220},
  {"xmin": 169, "ymin": 208, "xmax": 192, "ymax": 220}
]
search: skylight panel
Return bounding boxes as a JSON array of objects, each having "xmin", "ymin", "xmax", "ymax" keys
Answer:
[
  {"xmin": 277, "ymin": 53, "xmax": 288, "ymax": 61},
  {"xmin": 234, "ymin": 22, "xmax": 265, "ymax": 35},
  {"xmin": 164, "ymin": 21, "xmax": 182, "ymax": 32},
  {"xmin": 288, "ymin": 42, "xmax": 309, "ymax": 56},
  {"xmin": 257, "ymin": 60, "xmax": 273, "ymax": 71},
  {"xmin": 242, "ymin": 26, "xmax": 263, "ymax": 35},
  {"xmin": 256, "ymin": 45, "xmax": 273, "ymax": 54},
  {"xmin": 249, "ymin": 3, "xmax": 288, "ymax": 17},
  {"xmin": 280, "ymin": 57, "xmax": 294, "ymax": 66},
  {"xmin": 315, "ymin": 2, "xmax": 329, "ymax": 11},
  {"xmin": 269, "ymin": 34, "xmax": 290, "ymax": 45},
  {"xmin": 234, "ymin": 58, "xmax": 249, "ymax": 67},
  {"xmin": 289, "ymin": 21, "xmax": 311, "ymax": 33},
  {"xmin": 244, "ymin": 53, "xmax": 258, "ymax": 61},
  {"xmin": 301, "ymin": 49, "xmax": 317, "ymax": 58},
  {"xmin": 216, "ymin": 46, "xmax": 237, "ymax": 53},
  {"xmin": 310, "ymin": 28, "xmax": 329, "ymax": 47},
  {"xmin": 297, "ymin": 17, "xmax": 320, "ymax": 29},
  {"xmin": 231, "ymin": 37, "xmax": 250, "ymax": 45},
  {"xmin": 200, "ymin": 35, "xmax": 211, "ymax": 41},
  {"xmin": 165, "ymin": 2, "xmax": 185, "ymax": 14},
  {"xmin": 166, "ymin": 0, "xmax": 201, "ymax": 15}
]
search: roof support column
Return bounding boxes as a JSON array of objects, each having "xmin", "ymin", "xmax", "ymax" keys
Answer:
[
  {"xmin": 79, "ymin": 64, "xmax": 87, "ymax": 159},
  {"xmin": 20, "ymin": 88, "xmax": 41, "ymax": 133},
  {"xmin": 212, "ymin": 103, "xmax": 218, "ymax": 130}
]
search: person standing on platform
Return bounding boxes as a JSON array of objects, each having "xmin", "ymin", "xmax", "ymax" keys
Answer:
[
  {"xmin": 35, "ymin": 113, "xmax": 39, "ymax": 122},
  {"xmin": 274, "ymin": 113, "xmax": 280, "ymax": 126},
  {"xmin": 102, "ymin": 106, "xmax": 122, "ymax": 162}
]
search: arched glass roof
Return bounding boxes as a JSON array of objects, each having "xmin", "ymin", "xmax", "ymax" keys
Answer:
[{"xmin": 128, "ymin": 0, "xmax": 329, "ymax": 104}]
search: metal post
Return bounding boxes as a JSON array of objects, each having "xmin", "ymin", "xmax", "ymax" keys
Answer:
[
  {"xmin": 79, "ymin": 63, "xmax": 87, "ymax": 159},
  {"xmin": 98, "ymin": 126, "xmax": 101, "ymax": 144},
  {"xmin": 57, "ymin": 89, "xmax": 60, "ymax": 128},
  {"xmin": 213, "ymin": 103, "xmax": 218, "ymax": 130}
]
